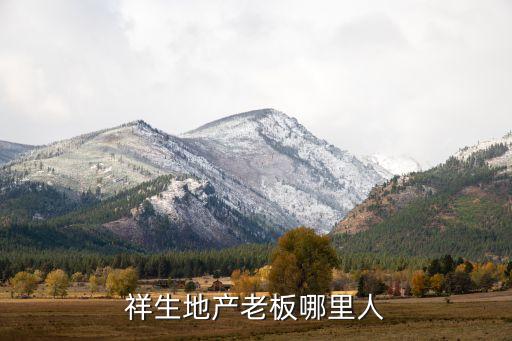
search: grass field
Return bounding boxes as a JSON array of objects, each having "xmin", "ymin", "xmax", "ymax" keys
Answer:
[{"xmin": 1, "ymin": 290, "xmax": 512, "ymax": 340}]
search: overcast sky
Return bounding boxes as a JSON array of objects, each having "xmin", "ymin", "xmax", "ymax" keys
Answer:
[{"xmin": 0, "ymin": 0, "xmax": 511, "ymax": 166}]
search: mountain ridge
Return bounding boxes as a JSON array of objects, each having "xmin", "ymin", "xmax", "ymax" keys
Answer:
[
  {"xmin": 0, "ymin": 140, "xmax": 35, "ymax": 165},
  {"xmin": 0, "ymin": 109, "xmax": 390, "ymax": 251}
]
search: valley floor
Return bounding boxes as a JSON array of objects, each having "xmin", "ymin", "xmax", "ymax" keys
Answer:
[{"xmin": 1, "ymin": 290, "xmax": 512, "ymax": 340}]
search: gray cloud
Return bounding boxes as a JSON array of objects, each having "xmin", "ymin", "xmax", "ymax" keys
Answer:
[{"xmin": 0, "ymin": 0, "xmax": 511, "ymax": 166}]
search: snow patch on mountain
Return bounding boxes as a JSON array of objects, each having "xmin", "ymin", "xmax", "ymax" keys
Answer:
[
  {"xmin": 149, "ymin": 178, "xmax": 209, "ymax": 220},
  {"xmin": 454, "ymin": 132, "xmax": 512, "ymax": 170},
  {"xmin": 361, "ymin": 154, "xmax": 422, "ymax": 177}
]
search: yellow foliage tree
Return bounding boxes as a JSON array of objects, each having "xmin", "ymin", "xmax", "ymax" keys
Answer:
[
  {"xmin": 430, "ymin": 273, "xmax": 444, "ymax": 295},
  {"xmin": 106, "ymin": 267, "xmax": 138, "ymax": 298},
  {"xmin": 256, "ymin": 265, "xmax": 271, "ymax": 290},
  {"xmin": 411, "ymin": 270, "xmax": 427, "ymax": 297},
  {"xmin": 268, "ymin": 249, "xmax": 302, "ymax": 295},
  {"xmin": 89, "ymin": 275, "xmax": 99, "ymax": 295},
  {"xmin": 471, "ymin": 262, "xmax": 496, "ymax": 291},
  {"xmin": 10, "ymin": 271, "xmax": 39, "ymax": 297},
  {"xmin": 231, "ymin": 270, "xmax": 261, "ymax": 300},
  {"xmin": 45, "ymin": 269, "xmax": 70, "ymax": 298},
  {"xmin": 482, "ymin": 262, "xmax": 496, "ymax": 274},
  {"xmin": 268, "ymin": 227, "xmax": 338, "ymax": 296}
]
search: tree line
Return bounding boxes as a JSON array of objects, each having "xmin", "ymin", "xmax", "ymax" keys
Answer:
[{"xmin": 0, "ymin": 244, "xmax": 273, "ymax": 283}]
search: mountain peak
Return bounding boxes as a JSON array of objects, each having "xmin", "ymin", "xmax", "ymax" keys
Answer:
[
  {"xmin": 180, "ymin": 108, "xmax": 386, "ymax": 232},
  {"xmin": 124, "ymin": 119, "xmax": 152, "ymax": 129},
  {"xmin": 183, "ymin": 108, "xmax": 293, "ymax": 136}
]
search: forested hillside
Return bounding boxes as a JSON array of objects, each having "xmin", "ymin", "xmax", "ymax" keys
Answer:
[
  {"xmin": 332, "ymin": 143, "xmax": 512, "ymax": 259},
  {"xmin": 0, "ymin": 174, "xmax": 279, "ymax": 252}
]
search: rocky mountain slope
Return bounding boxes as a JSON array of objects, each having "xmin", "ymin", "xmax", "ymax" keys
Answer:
[
  {"xmin": 1, "ymin": 109, "xmax": 388, "ymax": 250},
  {"xmin": 0, "ymin": 140, "xmax": 34, "ymax": 165},
  {"xmin": 182, "ymin": 109, "xmax": 386, "ymax": 232},
  {"xmin": 331, "ymin": 134, "xmax": 512, "ymax": 259}
]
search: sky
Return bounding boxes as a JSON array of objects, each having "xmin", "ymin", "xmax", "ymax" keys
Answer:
[{"xmin": 0, "ymin": 0, "xmax": 511, "ymax": 166}]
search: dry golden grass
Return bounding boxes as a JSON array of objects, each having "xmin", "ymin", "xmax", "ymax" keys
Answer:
[{"xmin": 0, "ymin": 290, "xmax": 512, "ymax": 340}]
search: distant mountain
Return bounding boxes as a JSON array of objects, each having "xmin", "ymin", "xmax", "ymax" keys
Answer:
[
  {"xmin": 361, "ymin": 154, "xmax": 422, "ymax": 177},
  {"xmin": 331, "ymin": 134, "xmax": 512, "ymax": 259},
  {"xmin": 0, "ymin": 140, "xmax": 34, "ymax": 165},
  {"xmin": 0, "ymin": 109, "xmax": 388, "ymax": 251}
]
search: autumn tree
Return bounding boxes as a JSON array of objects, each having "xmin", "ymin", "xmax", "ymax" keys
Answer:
[
  {"xmin": 89, "ymin": 275, "xmax": 99, "ymax": 295},
  {"xmin": 255, "ymin": 265, "xmax": 271, "ymax": 291},
  {"xmin": 10, "ymin": 271, "xmax": 39, "ymax": 297},
  {"xmin": 430, "ymin": 273, "xmax": 444, "ymax": 295},
  {"xmin": 71, "ymin": 272, "xmax": 85, "ymax": 283},
  {"xmin": 411, "ymin": 270, "xmax": 427, "ymax": 297},
  {"xmin": 268, "ymin": 227, "xmax": 338, "ymax": 296},
  {"xmin": 45, "ymin": 269, "xmax": 70, "ymax": 298},
  {"xmin": 231, "ymin": 270, "xmax": 260, "ymax": 300},
  {"xmin": 471, "ymin": 262, "xmax": 496, "ymax": 291},
  {"xmin": 106, "ymin": 267, "xmax": 138, "ymax": 298}
]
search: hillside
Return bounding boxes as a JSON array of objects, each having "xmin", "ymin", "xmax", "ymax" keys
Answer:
[
  {"xmin": 0, "ymin": 174, "xmax": 278, "ymax": 252},
  {"xmin": 332, "ymin": 137, "xmax": 512, "ymax": 259},
  {"xmin": 0, "ymin": 140, "xmax": 34, "ymax": 165}
]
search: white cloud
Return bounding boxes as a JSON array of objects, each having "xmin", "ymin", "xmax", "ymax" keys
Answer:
[{"xmin": 0, "ymin": 0, "xmax": 511, "ymax": 166}]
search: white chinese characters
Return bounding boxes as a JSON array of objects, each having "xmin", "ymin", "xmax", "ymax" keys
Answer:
[{"xmin": 125, "ymin": 293, "xmax": 383, "ymax": 321}]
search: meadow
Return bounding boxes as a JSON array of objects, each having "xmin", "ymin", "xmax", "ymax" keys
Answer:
[{"xmin": 1, "ymin": 289, "xmax": 512, "ymax": 340}]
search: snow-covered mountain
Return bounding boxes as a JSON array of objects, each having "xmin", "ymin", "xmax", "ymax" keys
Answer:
[
  {"xmin": 361, "ymin": 154, "xmax": 422, "ymax": 177},
  {"xmin": 455, "ymin": 132, "xmax": 512, "ymax": 169},
  {"xmin": 2, "ymin": 109, "xmax": 387, "ymax": 239},
  {"xmin": 0, "ymin": 140, "xmax": 34, "ymax": 165},
  {"xmin": 182, "ymin": 109, "xmax": 386, "ymax": 232}
]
